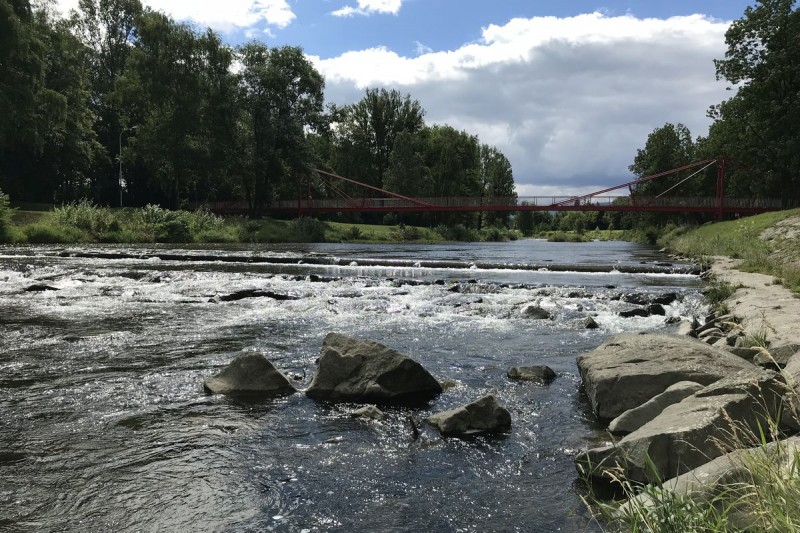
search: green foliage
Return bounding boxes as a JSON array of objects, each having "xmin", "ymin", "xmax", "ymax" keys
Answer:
[
  {"xmin": 52, "ymin": 199, "xmax": 117, "ymax": 236},
  {"xmin": 291, "ymin": 217, "xmax": 326, "ymax": 242},
  {"xmin": 708, "ymin": 0, "xmax": 800, "ymax": 199},
  {"xmin": 547, "ymin": 231, "xmax": 590, "ymax": 243},
  {"xmin": 391, "ymin": 224, "xmax": 420, "ymax": 241},
  {"xmin": 0, "ymin": 189, "xmax": 14, "ymax": 242},
  {"xmin": 582, "ymin": 416, "xmax": 800, "ymax": 532},
  {"xmin": 23, "ymin": 222, "xmax": 86, "ymax": 243},
  {"xmin": 436, "ymin": 223, "xmax": 478, "ymax": 242},
  {"xmin": 344, "ymin": 226, "xmax": 362, "ymax": 240}
]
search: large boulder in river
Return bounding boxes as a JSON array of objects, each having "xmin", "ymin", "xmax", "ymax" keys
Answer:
[
  {"xmin": 203, "ymin": 353, "xmax": 296, "ymax": 396},
  {"xmin": 306, "ymin": 333, "xmax": 442, "ymax": 405},
  {"xmin": 427, "ymin": 394, "xmax": 511, "ymax": 437},
  {"xmin": 577, "ymin": 333, "xmax": 756, "ymax": 419},
  {"xmin": 607, "ymin": 381, "xmax": 704, "ymax": 435},
  {"xmin": 577, "ymin": 368, "xmax": 786, "ymax": 484}
]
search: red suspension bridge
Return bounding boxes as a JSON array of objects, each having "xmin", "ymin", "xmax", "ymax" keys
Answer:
[{"xmin": 205, "ymin": 158, "xmax": 789, "ymax": 217}]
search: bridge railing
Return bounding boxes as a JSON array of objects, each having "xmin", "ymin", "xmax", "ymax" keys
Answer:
[{"xmin": 197, "ymin": 195, "xmax": 789, "ymax": 213}]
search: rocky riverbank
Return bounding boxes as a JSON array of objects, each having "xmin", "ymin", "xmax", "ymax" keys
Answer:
[{"xmin": 576, "ymin": 256, "xmax": 800, "ymax": 529}]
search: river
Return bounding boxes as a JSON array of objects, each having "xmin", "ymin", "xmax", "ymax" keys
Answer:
[{"xmin": 0, "ymin": 240, "xmax": 705, "ymax": 532}]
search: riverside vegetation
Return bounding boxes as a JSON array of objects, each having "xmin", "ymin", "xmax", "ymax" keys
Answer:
[
  {"xmin": 579, "ymin": 209, "xmax": 800, "ymax": 532},
  {"xmin": 0, "ymin": 194, "xmax": 526, "ymax": 245}
]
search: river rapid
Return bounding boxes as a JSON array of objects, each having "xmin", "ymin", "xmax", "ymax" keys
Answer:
[{"xmin": 0, "ymin": 240, "xmax": 705, "ymax": 532}]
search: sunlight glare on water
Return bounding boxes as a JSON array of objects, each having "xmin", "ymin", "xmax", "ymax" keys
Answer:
[{"xmin": 0, "ymin": 240, "xmax": 704, "ymax": 532}]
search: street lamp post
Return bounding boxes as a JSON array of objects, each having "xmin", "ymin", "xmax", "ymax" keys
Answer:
[{"xmin": 118, "ymin": 126, "xmax": 136, "ymax": 207}]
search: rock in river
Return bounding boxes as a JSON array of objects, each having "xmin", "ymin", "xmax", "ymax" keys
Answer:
[
  {"xmin": 427, "ymin": 394, "xmax": 511, "ymax": 437},
  {"xmin": 507, "ymin": 365, "xmax": 556, "ymax": 384},
  {"xmin": 577, "ymin": 333, "xmax": 756, "ymax": 419},
  {"xmin": 306, "ymin": 333, "xmax": 442, "ymax": 405},
  {"xmin": 204, "ymin": 353, "xmax": 296, "ymax": 396}
]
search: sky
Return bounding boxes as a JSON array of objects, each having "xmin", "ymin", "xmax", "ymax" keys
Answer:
[{"xmin": 56, "ymin": 0, "xmax": 758, "ymax": 197}]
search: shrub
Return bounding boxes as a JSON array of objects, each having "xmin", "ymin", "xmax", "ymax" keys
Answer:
[
  {"xmin": 24, "ymin": 222, "xmax": 86, "ymax": 243},
  {"xmin": 392, "ymin": 224, "xmax": 420, "ymax": 241},
  {"xmin": 156, "ymin": 219, "xmax": 192, "ymax": 243},
  {"xmin": 52, "ymin": 199, "xmax": 117, "ymax": 237},
  {"xmin": 481, "ymin": 227, "xmax": 505, "ymax": 242},
  {"xmin": 344, "ymin": 226, "xmax": 362, "ymax": 240},
  {"xmin": 0, "ymin": 189, "xmax": 14, "ymax": 242},
  {"xmin": 291, "ymin": 217, "xmax": 326, "ymax": 242},
  {"xmin": 437, "ymin": 223, "xmax": 477, "ymax": 242}
]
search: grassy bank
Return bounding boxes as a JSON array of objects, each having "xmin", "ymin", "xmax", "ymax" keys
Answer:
[
  {"xmin": 0, "ymin": 198, "xmax": 526, "ymax": 245},
  {"xmin": 660, "ymin": 209, "xmax": 800, "ymax": 293}
]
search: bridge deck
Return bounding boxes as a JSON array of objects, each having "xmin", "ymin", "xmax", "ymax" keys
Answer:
[{"xmin": 202, "ymin": 196, "xmax": 787, "ymax": 215}]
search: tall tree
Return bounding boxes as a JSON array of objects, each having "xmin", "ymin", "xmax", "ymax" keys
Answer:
[
  {"xmin": 629, "ymin": 123, "xmax": 697, "ymax": 195},
  {"xmin": 71, "ymin": 0, "xmax": 143, "ymax": 203},
  {"xmin": 334, "ymin": 88, "xmax": 425, "ymax": 189},
  {"xmin": 709, "ymin": 0, "xmax": 800, "ymax": 198},
  {"xmin": 479, "ymin": 144, "xmax": 516, "ymax": 227},
  {"xmin": 116, "ymin": 10, "xmax": 207, "ymax": 208},
  {"xmin": 239, "ymin": 44, "xmax": 325, "ymax": 214}
]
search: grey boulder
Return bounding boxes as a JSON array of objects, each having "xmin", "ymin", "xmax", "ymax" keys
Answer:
[
  {"xmin": 507, "ymin": 365, "xmax": 556, "ymax": 384},
  {"xmin": 608, "ymin": 381, "xmax": 704, "ymax": 435},
  {"xmin": 577, "ymin": 333, "xmax": 756, "ymax": 419},
  {"xmin": 577, "ymin": 368, "xmax": 786, "ymax": 484},
  {"xmin": 306, "ymin": 333, "xmax": 442, "ymax": 405},
  {"xmin": 426, "ymin": 394, "xmax": 511, "ymax": 437},
  {"xmin": 350, "ymin": 405, "xmax": 386, "ymax": 420},
  {"xmin": 620, "ymin": 436, "xmax": 800, "ymax": 531},
  {"xmin": 204, "ymin": 353, "xmax": 296, "ymax": 396}
]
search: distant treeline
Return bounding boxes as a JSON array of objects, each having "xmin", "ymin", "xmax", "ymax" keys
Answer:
[{"xmin": 0, "ymin": 0, "xmax": 516, "ymax": 228}]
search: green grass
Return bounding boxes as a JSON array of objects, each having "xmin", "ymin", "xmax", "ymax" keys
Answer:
[
  {"xmin": 582, "ymin": 412, "xmax": 800, "ymax": 532},
  {"xmin": 664, "ymin": 209, "xmax": 800, "ymax": 294}
]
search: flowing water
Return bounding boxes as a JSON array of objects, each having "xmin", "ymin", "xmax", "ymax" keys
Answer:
[{"xmin": 0, "ymin": 240, "xmax": 705, "ymax": 532}]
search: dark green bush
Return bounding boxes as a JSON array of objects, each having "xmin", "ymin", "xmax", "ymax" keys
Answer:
[
  {"xmin": 292, "ymin": 217, "xmax": 326, "ymax": 242},
  {"xmin": 0, "ymin": 189, "xmax": 13, "ymax": 242}
]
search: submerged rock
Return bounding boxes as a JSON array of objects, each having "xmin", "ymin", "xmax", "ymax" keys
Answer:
[
  {"xmin": 507, "ymin": 365, "xmax": 556, "ymax": 384},
  {"xmin": 520, "ymin": 304, "xmax": 552, "ymax": 320},
  {"xmin": 619, "ymin": 308, "xmax": 649, "ymax": 318},
  {"xmin": 203, "ymin": 353, "xmax": 296, "ymax": 396},
  {"xmin": 24, "ymin": 284, "xmax": 59, "ymax": 292},
  {"xmin": 577, "ymin": 333, "xmax": 756, "ymax": 419},
  {"xmin": 350, "ymin": 405, "xmax": 385, "ymax": 420},
  {"xmin": 427, "ymin": 394, "xmax": 511, "ymax": 437},
  {"xmin": 212, "ymin": 289, "xmax": 300, "ymax": 303},
  {"xmin": 577, "ymin": 368, "xmax": 786, "ymax": 484},
  {"xmin": 306, "ymin": 333, "xmax": 442, "ymax": 405}
]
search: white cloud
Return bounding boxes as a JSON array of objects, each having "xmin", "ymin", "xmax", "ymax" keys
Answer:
[
  {"xmin": 332, "ymin": 0, "xmax": 403, "ymax": 17},
  {"xmin": 313, "ymin": 13, "xmax": 733, "ymax": 195},
  {"xmin": 54, "ymin": 0, "xmax": 295, "ymax": 34}
]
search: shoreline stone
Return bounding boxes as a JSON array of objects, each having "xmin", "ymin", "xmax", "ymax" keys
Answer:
[{"xmin": 577, "ymin": 333, "xmax": 756, "ymax": 420}]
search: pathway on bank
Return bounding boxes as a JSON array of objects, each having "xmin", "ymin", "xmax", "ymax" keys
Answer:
[{"xmin": 711, "ymin": 256, "xmax": 800, "ymax": 348}]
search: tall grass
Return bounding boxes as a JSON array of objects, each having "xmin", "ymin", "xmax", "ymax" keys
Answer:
[
  {"xmin": 665, "ymin": 210, "xmax": 800, "ymax": 294},
  {"xmin": 581, "ymin": 391, "xmax": 800, "ymax": 532}
]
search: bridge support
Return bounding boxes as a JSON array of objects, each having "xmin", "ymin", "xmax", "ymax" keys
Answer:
[{"xmin": 715, "ymin": 157, "xmax": 726, "ymax": 219}]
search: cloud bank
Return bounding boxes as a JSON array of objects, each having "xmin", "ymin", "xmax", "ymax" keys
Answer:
[
  {"xmin": 312, "ymin": 13, "xmax": 732, "ymax": 196},
  {"xmin": 332, "ymin": 0, "xmax": 404, "ymax": 18},
  {"xmin": 55, "ymin": 0, "xmax": 295, "ymax": 34}
]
